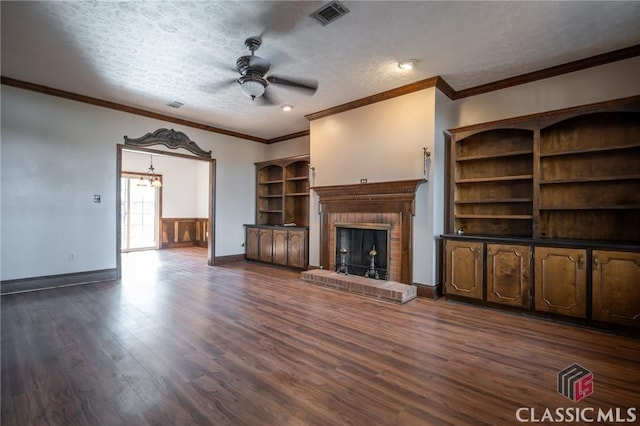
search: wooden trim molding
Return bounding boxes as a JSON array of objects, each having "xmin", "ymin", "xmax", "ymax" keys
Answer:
[
  {"xmin": 449, "ymin": 94, "xmax": 640, "ymax": 136},
  {"xmin": 124, "ymin": 128, "xmax": 212, "ymax": 158},
  {"xmin": 1, "ymin": 269, "xmax": 117, "ymax": 295},
  {"xmin": 454, "ymin": 43, "xmax": 640, "ymax": 99},
  {"xmin": 4, "ymin": 44, "xmax": 637, "ymax": 142},
  {"xmin": 414, "ymin": 283, "xmax": 443, "ymax": 300},
  {"xmin": 267, "ymin": 130, "xmax": 310, "ymax": 144},
  {"xmin": 304, "ymin": 44, "xmax": 640, "ymax": 119},
  {"xmin": 306, "ymin": 77, "xmax": 441, "ymax": 121},
  {"xmin": 214, "ymin": 254, "xmax": 245, "ymax": 265},
  {"xmin": 0, "ymin": 76, "xmax": 267, "ymax": 143},
  {"xmin": 313, "ymin": 179, "xmax": 425, "ymax": 284}
]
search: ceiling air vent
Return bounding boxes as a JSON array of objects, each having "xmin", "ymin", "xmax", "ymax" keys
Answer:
[
  {"xmin": 310, "ymin": 1, "xmax": 350, "ymax": 26},
  {"xmin": 167, "ymin": 101, "xmax": 184, "ymax": 109}
]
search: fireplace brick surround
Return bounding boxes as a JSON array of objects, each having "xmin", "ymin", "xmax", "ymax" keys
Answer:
[{"xmin": 312, "ymin": 179, "xmax": 425, "ymax": 285}]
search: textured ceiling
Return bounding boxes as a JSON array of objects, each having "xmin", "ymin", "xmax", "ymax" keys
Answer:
[{"xmin": 2, "ymin": 1, "xmax": 639, "ymax": 140}]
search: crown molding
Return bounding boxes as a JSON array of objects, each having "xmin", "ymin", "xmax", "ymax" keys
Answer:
[
  {"xmin": 305, "ymin": 77, "xmax": 442, "ymax": 121},
  {"xmin": 453, "ymin": 43, "xmax": 640, "ymax": 99},
  {"xmin": 4, "ymin": 44, "xmax": 638, "ymax": 142},
  {"xmin": 0, "ymin": 76, "xmax": 268, "ymax": 143},
  {"xmin": 266, "ymin": 130, "xmax": 310, "ymax": 144}
]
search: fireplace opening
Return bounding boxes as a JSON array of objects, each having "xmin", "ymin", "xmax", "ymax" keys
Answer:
[{"xmin": 334, "ymin": 223, "xmax": 391, "ymax": 280}]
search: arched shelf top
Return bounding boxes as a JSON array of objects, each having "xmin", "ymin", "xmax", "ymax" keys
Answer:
[{"xmin": 124, "ymin": 128, "xmax": 212, "ymax": 158}]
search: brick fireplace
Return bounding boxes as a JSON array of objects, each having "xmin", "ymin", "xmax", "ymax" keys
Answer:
[{"xmin": 312, "ymin": 179, "xmax": 425, "ymax": 284}]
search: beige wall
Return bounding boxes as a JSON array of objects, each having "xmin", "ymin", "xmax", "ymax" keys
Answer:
[
  {"xmin": 307, "ymin": 56, "xmax": 640, "ymax": 286},
  {"xmin": 309, "ymin": 88, "xmax": 442, "ymax": 285}
]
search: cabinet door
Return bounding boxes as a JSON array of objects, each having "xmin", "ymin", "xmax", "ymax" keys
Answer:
[
  {"xmin": 287, "ymin": 229, "xmax": 308, "ymax": 269},
  {"xmin": 534, "ymin": 247, "xmax": 587, "ymax": 318},
  {"xmin": 272, "ymin": 229, "xmax": 288, "ymax": 266},
  {"xmin": 487, "ymin": 244, "xmax": 531, "ymax": 308},
  {"xmin": 592, "ymin": 250, "xmax": 640, "ymax": 328},
  {"xmin": 444, "ymin": 240, "xmax": 483, "ymax": 300},
  {"xmin": 245, "ymin": 227, "xmax": 261, "ymax": 261},
  {"xmin": 258, "ymin": 229, "xmax": 273, "ymax": 263}
]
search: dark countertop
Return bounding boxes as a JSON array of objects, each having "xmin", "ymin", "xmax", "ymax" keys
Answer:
[
  {"xmin": 439, "ymin": 234, "xmax": 640, "ymax": 251},
  {"xmin": 245, "ymin": 224, "xmax": 309, "ymax": 230}
]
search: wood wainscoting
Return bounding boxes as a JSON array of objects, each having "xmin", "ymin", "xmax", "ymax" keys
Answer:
[{"xmin": 161, "ymin": 218, "xmax": 209, "ymax": 249}]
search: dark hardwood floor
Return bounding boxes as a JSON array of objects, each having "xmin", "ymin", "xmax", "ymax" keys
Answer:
[{"xmin": 2, "ymin": 247, "xmax": 638, "ymax": 425}]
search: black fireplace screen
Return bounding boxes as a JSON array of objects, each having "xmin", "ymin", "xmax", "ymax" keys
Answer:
[{"xmin": 335, "ymin": 224, "xmax": 390, "ymax": 280}]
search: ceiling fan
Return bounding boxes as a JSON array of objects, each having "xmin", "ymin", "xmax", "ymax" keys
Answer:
[{"xmin": 231, "ymin": 37, "xmax": 318, "ymax": 104}]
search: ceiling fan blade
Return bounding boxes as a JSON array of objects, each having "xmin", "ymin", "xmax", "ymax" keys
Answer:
[
  {"xmin": 199, "ymin": 79, "xmax": 238, "ymax": 94},
  {"xmin": 257, "ymin": 89, "xmax": 277, "ymax": 106},
  {"xmin": 267, "ymin": 75, "xmax": 318, "ymax": 94}
]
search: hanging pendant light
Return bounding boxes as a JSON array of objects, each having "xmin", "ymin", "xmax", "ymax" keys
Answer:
[{"xmin": 137, "ymin": 155, "xmax": 162, "ymax": 187}]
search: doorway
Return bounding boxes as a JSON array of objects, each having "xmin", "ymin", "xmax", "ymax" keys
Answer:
[
  {"xmin": 120, "ymin": 173, "xmax": 160, "ymax": 252},
  {"xmin": 116, "ymin": 144, "xmax": 216, "ymax": 278}
]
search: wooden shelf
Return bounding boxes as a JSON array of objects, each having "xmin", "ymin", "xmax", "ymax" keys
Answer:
[
  {"xmin": 261, "ymin": 179, "xmax": 283, "ymax": 184},
  {"xmin": 456, "ymin": 174, "xmax": 533, "ymax": 184},
  {"xmin": 540, "ymin": 205, "xmax": 640, "ymax": 210},
  {"xmin": 455, "ymin": 198, "xmax": 532, "ymax": 204},
  {"xmin": 286, "ymin": 192, "xmax": 309, "ymax": 197},
  {"xmin": 286, "ymin": 176, "xmax": 309, "ymax": 181},
  {"xmin": 540, "ymin": 174, "xmax": 640, "ymax": 184},
  {"xmin": 456, "ymin": 150, "xmax": 533, "ymax": 162},
  {"xmin": 455, "ymin": 214, "xmax": 533, "ymax": 220},
  {"xmin": 259, "ymin": 194, "xmax": 282, "ymax": 198},
  {"xmin": 259, "ymin": 209, "xmax": 283, "ymax": 213},
  {"xmin": 540, "ymin": 144, "xmax": 640, "ymax": 158}
]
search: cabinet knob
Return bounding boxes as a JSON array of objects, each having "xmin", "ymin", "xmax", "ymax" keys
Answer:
[
  {"xmin": 577, "ymin": 255, "xmax": 584, "ymax": 269},
  {"xmin": 593, "ymin": 256, "xmax": 599, "ymax": 271}
]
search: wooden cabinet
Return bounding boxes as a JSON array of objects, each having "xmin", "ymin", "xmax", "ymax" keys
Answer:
[
  {"xmin": 272, "ymin": 229, "xmax": 288, "ymax": 266},
  {"xmin": 486, "ymin": 243, "xmax": 531, "ymax": 308},
  {"xmin": 444, "ymin": 240, "xmax": 483, "ymax": 300},
  {"xmin": 245, "ymin": 226, "xmax": 273, "ymax": 263},
  {"xmin": 245, "ymin": 225, "xmax": 308, "ymax": 269},
  {"xmin": 287, "ymin": 229, "xmax": 308, "ymax": 269},
  {"xmin": 592, "ymin": 250, "xmax": 640, "ymax": 328},
  {"xmin": 256, "ymin": 155, "xmax": 310, "ymax": 227},
  {"xmin": 534, "ymin": 246, "xmax": 587, "ymax": 319},
  {"xmin": 443, "ymin": 236, "xmax": 640, "ymax": 329}
]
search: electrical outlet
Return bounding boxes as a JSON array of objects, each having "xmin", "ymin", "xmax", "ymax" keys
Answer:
[{"xmin": 68, "ymin": 252, "xmax": 76, "ymax": 261}]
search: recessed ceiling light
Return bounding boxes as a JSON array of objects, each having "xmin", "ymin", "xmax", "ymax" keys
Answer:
[
  {"xmin": 397, "ymin": 59, "xmax": 418, "ymax": 70},
  {"xmin": 281, "ymin": 105, "xmax": 293, "ymax": 112}
]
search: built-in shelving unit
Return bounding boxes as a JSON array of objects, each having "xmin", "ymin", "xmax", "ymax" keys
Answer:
[
  {"xmin": 255, "ymin": 155, "xmax": 310, "ymax": 227},
  {"xmin": 448, "ymin": 98, "xmax": 640, "ymax": 242},
  {"xmin": 453, "ymin": 128, "xmax": 534, "ymax": 237},
  {"xmin": 444, "ymin": 97, "xmax": 640, "ymax": 331}
]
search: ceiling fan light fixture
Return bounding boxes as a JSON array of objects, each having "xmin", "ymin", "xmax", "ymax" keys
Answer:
[
  {"xmin": 281, "ymin": 105, "xmax": 293, "ymax": 112},
  {"xmin": 240, "ymin": 79, "xmax": 266, "ymax": 100},
  {"xmin": 398, "ymin": 59, "xmax": 418, "ymax": 70}
]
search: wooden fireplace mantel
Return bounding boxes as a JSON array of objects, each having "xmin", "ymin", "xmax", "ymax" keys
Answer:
[
  {"xmin": 312, "ymin": 179, "xmax": 425, "ymax": 206},
  {"xmin": 313, "ymin": 179, "xmax": 425, "ymax": 284}
]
